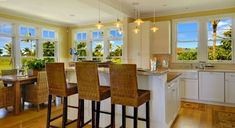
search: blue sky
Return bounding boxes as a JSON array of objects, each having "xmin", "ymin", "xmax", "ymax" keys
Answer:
[{"xmin": 177, "ymin": 19, "xmax": 231, "ymax": 48}]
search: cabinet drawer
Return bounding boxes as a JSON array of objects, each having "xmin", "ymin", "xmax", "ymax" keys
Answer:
[
  {"xmin": 182, "ymin": 72, "xmax": 198, "ymax": 79},
  {"xmin": 225, "ymin": 73, "xmax": 235, "ymax": 80}
]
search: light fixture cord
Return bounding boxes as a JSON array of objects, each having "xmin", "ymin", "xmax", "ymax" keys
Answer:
[{"xmin": 98, "ymin": 0, "xmax": 101, "ymax": 21}]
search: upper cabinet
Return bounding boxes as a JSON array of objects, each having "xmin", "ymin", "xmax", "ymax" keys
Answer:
[
  {"xmin": 128, "ymin": 21, "xmax": 152, "ymax": 69},
  {"xmin": 151, "ymin": 21, "xmax": 171, "ymax": 54}
]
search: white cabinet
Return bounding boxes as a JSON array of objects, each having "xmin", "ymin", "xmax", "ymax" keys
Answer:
[
  {"xmin": 151, "ymin": 21, "xmax": 171, "ymax": 54},
  {"xmin": 166, "ymin": 78, "xmax": 180, "ymax": 125},
  {"xmin": 225, "ymin": 73, "xmax": 235, "ymax": 104},
  {"xmin": 199, "ymin": 72, "xmax": 225, "ymax": 102},
  {"xmin": 181, "ymin": 79, "xmax": 199, "ymax": 100},
  {"xmin": 180, "ymin": 72, "xmax": 199, "ymax": 100},
  {"xmin": 128, "ymin": 21, "xmax": 152, "ymax": 69}
]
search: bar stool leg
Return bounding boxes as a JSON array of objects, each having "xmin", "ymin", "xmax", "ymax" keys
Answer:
[
  {"xmin": 92, "ymin": 101, "xmax": 96, "ymax": 128},
  {"xmin": 111, "ymin": 104, "xmax": 115, "ymax": 128},
  {"xmin": 62, "ymin": 97, "xmax": 68, "ymax": 128},
  {"xmin": 46, "ymin": 95, "xmax": 52, "ymax": 128},
  {"xmin": 133, "ymin": 107, "xmax": 138, "ymax": 128},
  {"xmin": 122, "ymin": 105, "xmax": 126, "ymax": 128},
  {"xmin": 77, "ymin": 99, "xmax": 82, "ymax": 128},
  {"xmin": 146, "ymin": 101, "xmax": 150, "ymax": 128},
  {"xmin": 81, "ymin": 99, "xmax": 84, "ymax": 126},
  {"xmin": 96, "ymin": 101, "xmax": 100, "ymax": 128}
]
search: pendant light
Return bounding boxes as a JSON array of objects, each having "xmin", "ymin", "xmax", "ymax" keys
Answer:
[
  {"xmin": 134, "ymin": 2, "xmax": 144, "ymax": 26},
  {"xmin": 151, "ymin": 8, "xmax": 159, "ymax": 32},
  {"xmin": 133, "ymin": 26, "xmax": 140, "ymax": 34},
  {"xmin": 114, "ymin": 0, "xmax": 122, "ymax": 29},
  {"xmin": 95, "ymin": 0, "xmax": 103, "ymax": 29}
]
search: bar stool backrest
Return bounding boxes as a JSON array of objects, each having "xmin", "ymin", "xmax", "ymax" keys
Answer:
[
  {"xmin": 46, "ymin": 63, "xmax": 67, "ymax": 96},
  {"xmin": 75, "ymin": 62, "xmax": 100, "ymax": 101},
  {"xmin": 110, "ymin": 64, "xmax": 138, "ymax": 104}
]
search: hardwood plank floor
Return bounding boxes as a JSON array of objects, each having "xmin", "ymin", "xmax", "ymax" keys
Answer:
[{"xmin": 0, "ymin": 102, "xmax": 235, "ymax": 128}]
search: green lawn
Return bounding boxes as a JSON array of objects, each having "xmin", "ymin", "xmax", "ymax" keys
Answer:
[{"xmin": 0, "ymin": 57, "xmax": 12, "ymax": 75}]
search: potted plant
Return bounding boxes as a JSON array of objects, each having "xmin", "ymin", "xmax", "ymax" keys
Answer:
[{"xmin": 24, "ymin": 59, "xmax": 46, "ymax": 76}]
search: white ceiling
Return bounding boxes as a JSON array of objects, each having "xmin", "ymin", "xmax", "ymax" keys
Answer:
[{"xmin": 0, "ymin": 0, "xmax": 234, "ymax": 26}]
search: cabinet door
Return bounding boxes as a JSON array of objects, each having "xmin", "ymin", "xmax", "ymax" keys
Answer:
[
  {"xmin": 151, "ymin": 21, "xmax": 171, "ymax": 54},
  {"xmin": 199, "ymin": 72, "xmax": 225, "ymax": 102},
  {"xmin": 183, "ymin": 79, "xmax": 199, "ymax": 100},
  {"xmin": 225, "ymin": 80, "xmax": 235, "ymax": 104}
]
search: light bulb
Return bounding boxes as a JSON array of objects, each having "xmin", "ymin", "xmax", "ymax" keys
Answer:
[
  {"xmin": 133, "ymin": 26, "xmax": 140, "ymax": 34},
  {"xmin": 151, "ymin": 26, "xmax": 159, "ymax": 32},
  {"xmin": 95, "ymin": 21, "xmax": 103, "ymax": 29},
  {"xmin": 134, "ymin": 18, "xmax": 144, "ymax": 26},
  {"xmin": 114, "ymin": 19, "xmax": 122, "ymax": 28}
]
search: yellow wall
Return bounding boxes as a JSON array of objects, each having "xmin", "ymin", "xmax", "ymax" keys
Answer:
[{"xmin": 0, "ymin": 13, "xmax": 69, "ymax": 60}]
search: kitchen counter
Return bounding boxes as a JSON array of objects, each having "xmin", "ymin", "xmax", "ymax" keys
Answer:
[
  {"xmin": 167, "ymin": 72, "xmax": 182, "ymax": 83},
  {"xmin": 169, "ymin": 68, "xmax": 235, "ymax": 73}
]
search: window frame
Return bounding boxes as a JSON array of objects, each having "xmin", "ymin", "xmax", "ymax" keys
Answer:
[{"xmin": 172, "ymin": 14, "xmax": 235, "ymax": 63}]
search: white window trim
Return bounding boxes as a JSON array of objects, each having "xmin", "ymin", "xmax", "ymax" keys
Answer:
[
  {"xmin": 172, "ymin": 13, "xmax": 235, "ymax": 63},
  {"xmin": 73, "ymin": 27, "xmax": 124, "ymax": 62}
]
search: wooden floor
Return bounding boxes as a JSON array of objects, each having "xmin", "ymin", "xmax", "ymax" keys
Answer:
[{"xmin": 0, "ymin": 102, "xmax": 235, "ymax": 128}]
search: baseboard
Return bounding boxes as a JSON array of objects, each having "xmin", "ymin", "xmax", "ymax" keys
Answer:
[{"xmin": 181, "ymin": 98, "xmax": 235, "ymax": 107}]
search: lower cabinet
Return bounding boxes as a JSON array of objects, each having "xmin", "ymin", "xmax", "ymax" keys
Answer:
[
  {"xmin": 181, "ymin": 79, "xmax": 199, "ymax": 100},
  {"xmin": 199, "ymin": 72, "xmax": 225, "ymax": 102},
  {"xmin": 225, "ymin": 73, "xmax": 235, "ymax": 104},
  {"xmin": 166, "ymin": 79, "xmax": 180, "ymax": 124}
]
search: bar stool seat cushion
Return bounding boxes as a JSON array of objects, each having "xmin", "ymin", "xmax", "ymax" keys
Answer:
[
  {"xmin": 99, "ymin": 86, "xmax": 111, "ymax": 100},
  {"xmin": 112, "ymin": 89, "xmax": 150, "ymax": 107},
  {"xmin": 66, "ymin": 83, "xmax": 78, "ymax": 96}
]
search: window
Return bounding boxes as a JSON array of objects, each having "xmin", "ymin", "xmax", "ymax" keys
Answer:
[
  {"xmin": 20, "ymin": 39, "xmax": 37, "ymax": 64},
  {"xmin": 0, "ymin": 23, "xmax": 13, "ymax": 72},
  {"xmin": 176, "ymin": 22, "xmax": 199, "ymax": 61},
  {"xmin": 42, "ymin": 29, "xmax": 57, "ymax": 62},
  {"xmin": 19, "ymin": 26, "xmax": 36, "ymax": 37},
  {"xmin": 207, "ymin": 18, "xmax": 232, "ymax": 61},
  {"xmin": 75, "ymin": 32, "xmax": 87, "ymax": 61},
  {"xmin": 109, "ymin": 29, "xmax": 123, "ymax": 63},
  {"xmin": 92, "ymin": 31, "xmax": 104, "ymax": 61}
]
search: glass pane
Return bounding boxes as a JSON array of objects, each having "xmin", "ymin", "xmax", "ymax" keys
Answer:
[
  {"xmin": 92, "ymin": 41, "xmax": 104, "ymax": 57},
  {"xmin": 92, "ymin": 31, "xmax": 104, "ymax": 40},
  {"xmin": 208, "ymin": 40, "xmax": 232, "ymax": 60},
  {"xmin": 110, "ymin": 29, "xmax": 123, "ymax": 38},
  {"xmin": 110, "ymin": 40, "xmax": 123, "ymax": 57},
  {"xmin": 49, "ymin": 31, "xmax": 55, "ymax": 39},
  {"xmin": 177, "ymin": 32, "xmax": 198, "ymax": 41},
  {"xmin": 44, "ymin": 57, "xmax": 55, "ymax": 62},
  {"xmin": 20, "ymin": 39, "xmax": 36, "ymax": 57},
  {"xmin": 0, "ymin": 24, "xmax": 12, "ymax": 35},
  {"xmin": 208, "ymin": 19, "xmax": 232, "ymax": 31},
  {"xmin": 43, "ymin": 41, "xmax": 55, "ymax": 57},
  {"xmin": 20, "ymin": 26, "xmax": 36, "ymax": 37},
  {"xmin": 29, "ymin": 28, "xmax": 36, "ymax": 37},
  {"xmin": 43, "ymin": 31, "xmax": 48, "ymax": 38},
  {"xmin": 177, "ymin": 22, "xmax": 198, "ymax": 32},
  {"xmin": 177, "ymin": 42, "xmax": 198, "ymax": 60},
  {"xmin": 0, "ymin": 37, "xmax": 12, "ymax": 57},
  {"xmin": 76, "ymin": 41, "xmax": 87, "ymax": 57}
]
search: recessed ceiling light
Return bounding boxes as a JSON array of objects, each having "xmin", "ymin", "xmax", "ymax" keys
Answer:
[{"xmin": 69, "ymin": 14, "xmax": 75, "ymax": 17}]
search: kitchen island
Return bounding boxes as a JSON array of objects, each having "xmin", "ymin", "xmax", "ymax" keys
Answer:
[{"xmin": 65, "ymin": 67, "xmax": 181, "ymax": 128}]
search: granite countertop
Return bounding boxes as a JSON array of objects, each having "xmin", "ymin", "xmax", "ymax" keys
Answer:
[
  {"xmin": 167, "ymin": 72, "xmax": 182, "ymax": 83},
  {"xmin": 66, "ymin": 67, "xmax": 168, "ymax": 76}
]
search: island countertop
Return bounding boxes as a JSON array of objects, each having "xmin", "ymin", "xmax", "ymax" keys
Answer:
[{"xmin": 66, "ymin": 67, "xmax": 168, "ymax": 76}]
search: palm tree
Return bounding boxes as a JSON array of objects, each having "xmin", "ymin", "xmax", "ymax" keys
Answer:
[
  {"xmin": 3, "ymin": 43, "xmax": 12, "ymax": 56},
  {"xmin": 211, "ymin": 20, "xmax": 220, "ymax": 60}
]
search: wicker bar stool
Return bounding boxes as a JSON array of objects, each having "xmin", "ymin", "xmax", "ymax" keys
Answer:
[
  {"xmin": 110, "ymin": 64, "xmax": 150, "ymax": 128},
  {"xmin": 46, "ymin": 63, "xmax": 78, "ymax": 128},
  {"xmin": 75, "ymin": 62, "xmax": 110, "ymax": 128}
]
